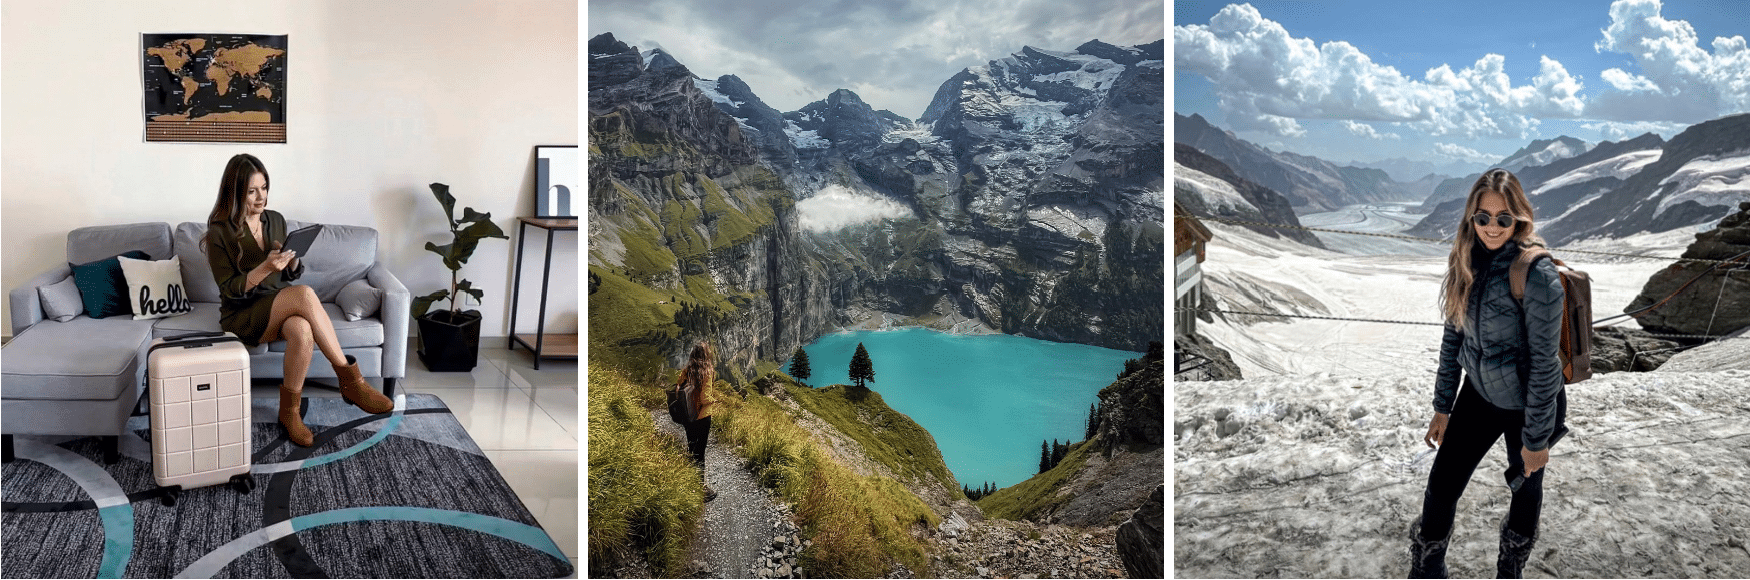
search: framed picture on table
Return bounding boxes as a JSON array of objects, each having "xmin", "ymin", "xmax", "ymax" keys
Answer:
[{"xmin": 534, "ymin": 145, "xmax": 577, "ymax": 218}]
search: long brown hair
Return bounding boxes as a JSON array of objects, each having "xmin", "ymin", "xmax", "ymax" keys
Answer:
[
  {"xmin": 1439, "ymin": 168, "xmax": 1543, "ymax": 328},
  {"xmin": 678, "ymin": 342, "xmax": 716, "ymax": 391},
  {"xmin": 199, "ymin": 153, "xmax": 271, "ymax": 267}
]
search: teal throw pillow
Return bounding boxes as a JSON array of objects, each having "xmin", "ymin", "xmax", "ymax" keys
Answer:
[{"xmin": 70, "ymin": 250, "xmax": 150, "ymax": 319}]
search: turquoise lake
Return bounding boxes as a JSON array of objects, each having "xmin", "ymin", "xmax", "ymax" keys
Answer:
[{"xmin": 788, "ymin": 328, "xmax": 1142, "ymax": 490}]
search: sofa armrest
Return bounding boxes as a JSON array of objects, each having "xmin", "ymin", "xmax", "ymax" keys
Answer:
[
  {"xmin": 367, "ymin": 262, "xmax": 409, "ymax": 379},
  {"xmin": 9, "ymin": 265, "xmax": 72, "ymax": 337}
]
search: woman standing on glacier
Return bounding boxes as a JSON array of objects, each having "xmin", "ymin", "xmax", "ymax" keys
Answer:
[{"xmin": 1409, "ymin": 168, "xmax": 1565, "ymax": 579}]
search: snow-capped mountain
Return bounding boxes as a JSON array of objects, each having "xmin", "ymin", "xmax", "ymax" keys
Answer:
[
  {"xmin": 1409, "ymin": 133, "xmax": 1666, "ymax": 239},
  {"xmin": 1498, "ymin": 135, "xmax": 1592, "ymax": 172},
  {"xmin": 1174, "ymin": 143, "xmax": 1324, "ymax": 249},
  {"xmin": 1415, "ymin": 135, "xmax": 1596, "ymax": 213},
  {"xmin": 1346, "ymin": 157, "xmax": 1478, "ymax": 183},
  {"xmin": 1406, "ymin": 115, "xmax": 1746, "ymax": 245},
  {"xmin": 588, "ymin": 32, "xmax": 1166, "ymax": 372},
  {"xmin": 1175, "ymin": 113, "xmax": 1413, "ymax": 213}
]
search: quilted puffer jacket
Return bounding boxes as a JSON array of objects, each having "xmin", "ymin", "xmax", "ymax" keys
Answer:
[{"xmin": 1433, "ymin": 240, "xmax": 1565, "ymax": 451}]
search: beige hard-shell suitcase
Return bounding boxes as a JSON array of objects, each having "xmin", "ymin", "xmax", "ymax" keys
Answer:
[{"xmin": 147, "ymin": 331, "xmax": 256, "ymax": 505}]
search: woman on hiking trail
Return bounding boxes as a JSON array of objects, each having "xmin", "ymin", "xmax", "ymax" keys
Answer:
[
  {"xmin": 1409, "ymin": 168, "xmax": 1564, "ymax": 579},
  {"xmin": 679, "ymin": 341, "xmax": 718, "ymax": 502}
]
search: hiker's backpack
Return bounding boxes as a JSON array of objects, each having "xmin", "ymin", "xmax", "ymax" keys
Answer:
[
  {"xmin": 666, "ymin": 382, "xmax": 694, "ymax": 425},
  {"xmin": 1510, "ymin": 246, "xmax": 1593, "ymax": 384}
]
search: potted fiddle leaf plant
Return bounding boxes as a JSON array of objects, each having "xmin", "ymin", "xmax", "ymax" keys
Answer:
[{"xmin": 413, "ymin": 182, "xmax": 509, "ymax": 371}]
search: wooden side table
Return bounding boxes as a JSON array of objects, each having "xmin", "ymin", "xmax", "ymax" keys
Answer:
[{"xmin": 508, "ymin": 217, "xmax": 578, "ymax": 369}]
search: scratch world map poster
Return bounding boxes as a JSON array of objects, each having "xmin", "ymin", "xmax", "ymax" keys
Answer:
[{"xmin": 142, "ymin": 33, "xmax": 287, "ymax": 143}]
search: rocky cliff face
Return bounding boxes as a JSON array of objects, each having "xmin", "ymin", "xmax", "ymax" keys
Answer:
[
  {"xmin": 1624, "ymin": 201, "xmax": 1750, "ymax": 338},
  {"xmin": 589, "ymin": 33, "xmax": 1164, "ymax": 378},
  {"xmin": 1174, "ymin": 143, "xmax": 1325, "ymax": 249}
]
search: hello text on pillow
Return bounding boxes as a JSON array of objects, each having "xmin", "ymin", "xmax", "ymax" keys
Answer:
[{"xmin": 117, "ymin": 255, "xmax": 194, "ymax": 320}]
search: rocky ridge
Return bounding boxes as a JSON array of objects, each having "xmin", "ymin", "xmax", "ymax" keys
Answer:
[
  {"xmin": 1624, "ymin": 201, "xmax": 1750, "ymax": 337},
  {"xmin": 1174, "ymin": 142, "xmax": 1325, "ymax": 248},
  {"xmin": 1174, "ymin": 112, "xmax": 1411, "ymax": 213}
]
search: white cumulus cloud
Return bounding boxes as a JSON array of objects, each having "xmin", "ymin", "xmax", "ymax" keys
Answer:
[
  {"xmin": 1588, "ymin": 0, "xmax": 1750, "ymax": 122},
  {"xmin": 1174, "ymin": 3, "xmax": 1584, "ymax": 140},
  {"xmin": 1580, "ymin": 120, "xmax": 1691, "ymax": 141},
  {"xmin": 795, "ymin": 185, "xmax": 912, "ymax": 232},
  {"xmin": 1342, "ymin": 120, "xmax": 1399, "ymax": 140},
  {"xmin": 1600, "ymin": 68, "xmax": 1660, "ymax": 91},
  {"xmin": 1433, "ymin": 142, "xmax": 1499, "ymax": 164}
]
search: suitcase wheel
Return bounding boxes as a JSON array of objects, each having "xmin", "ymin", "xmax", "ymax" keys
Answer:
[
  {"xmin": 230, "ymin": 474, "xmax": 256, "ymax": 494},
  {"xmin": 159, "ymin": 486, "xmax": 182, "ymax": 507}
]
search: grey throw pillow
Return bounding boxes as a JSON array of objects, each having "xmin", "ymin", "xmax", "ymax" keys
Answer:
[
  {"xmin": 38, "ymin": 276, "xmax": 86, "ymax": 322},
  {"xmin": 336, "ymin": 278, "xmax": 382, "ymax": 321}
]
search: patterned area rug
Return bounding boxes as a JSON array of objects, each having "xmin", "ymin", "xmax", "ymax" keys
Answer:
[{"xmin": 2, "ymin": 393, "xmax": 573, "ymax": 578}]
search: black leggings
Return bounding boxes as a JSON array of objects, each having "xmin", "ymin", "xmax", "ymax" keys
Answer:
[
  {"xmin": 685, "ymin": 415, "xmax": 712, "ymax": 470},
  {"xmin": 1417, "ymin": 384, "xmax": 1544, "ymax": 539}
]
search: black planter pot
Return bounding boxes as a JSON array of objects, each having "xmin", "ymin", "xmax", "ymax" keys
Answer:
[{"xmin": 417, "ymin": 309, "xmax": 482, "ymax": 372}]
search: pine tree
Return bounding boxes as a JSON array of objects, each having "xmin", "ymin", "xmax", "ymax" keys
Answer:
[
  {"xmin": 848, "ymin": 342, "xmax": 875, "ymax": 389},
  {"xmin": 1085, "ymin": 403, "xmax": 1099, "ymax": 440},
  {"xmin": 788, "ymin": 347, "xmax": 812, "ymax": 383},
  {"xmin": 1039, "ymin": 439, "xmax": 1050, "ymax": 474},
  {"xmin": 1052, "ymin": 439, "xmax": 1066, "ymax": 468}
]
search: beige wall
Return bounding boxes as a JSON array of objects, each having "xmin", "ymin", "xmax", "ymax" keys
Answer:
[{"xmin": 1, "ymin": 0, "xmax": 580, "ymax": 338}]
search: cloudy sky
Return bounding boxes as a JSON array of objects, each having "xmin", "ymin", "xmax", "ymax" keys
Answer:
[
  {"xmin": 588, "ymin": 0, "xmax": 1165, "ymax": 119},
  {"xmin": 1175, "ymin": 0, "xmax": 1749, "ymax": 167}
]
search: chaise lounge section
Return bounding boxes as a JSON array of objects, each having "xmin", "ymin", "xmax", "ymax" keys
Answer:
[{"xmin": 3, "ymin": 221, "xmax": 408, "ymax": 462}]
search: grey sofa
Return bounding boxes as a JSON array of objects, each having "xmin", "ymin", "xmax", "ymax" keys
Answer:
[{"xmin": 3, "ymin": 221, "xmax": 407, "ymax": 462}]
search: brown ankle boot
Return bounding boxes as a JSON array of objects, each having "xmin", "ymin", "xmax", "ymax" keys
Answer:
[
  {"xmin": 279, "ymin": 384, "xmax": 314, "ymax": 447},
  {"xmin": 333, "ymin": 355, "xmax": 393, "ymax": 414}
]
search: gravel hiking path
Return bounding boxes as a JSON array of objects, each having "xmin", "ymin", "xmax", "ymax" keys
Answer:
[{"xmin": 652, "ymin": 410, "xmax": 789, "ymax": 578}]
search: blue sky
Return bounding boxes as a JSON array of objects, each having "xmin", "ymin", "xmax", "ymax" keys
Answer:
[{"xmin": 1174, "ymin": 0, "xmax": 1749, "ymax": 167}]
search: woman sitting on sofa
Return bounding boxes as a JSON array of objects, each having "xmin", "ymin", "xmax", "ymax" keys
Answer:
[{"xmin": 201, "ymin": 153, "xmax": 392, "ymax": 447}]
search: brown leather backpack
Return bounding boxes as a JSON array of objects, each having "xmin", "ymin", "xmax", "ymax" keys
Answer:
[{"xmin": 1509, "ymin": 246, "xmax": 1593, "ymax": 384}]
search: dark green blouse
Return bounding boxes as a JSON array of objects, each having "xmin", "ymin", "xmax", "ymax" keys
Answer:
[{"xmin": 207, "ymin": 209, "xmax": 304, "ymax": 346}]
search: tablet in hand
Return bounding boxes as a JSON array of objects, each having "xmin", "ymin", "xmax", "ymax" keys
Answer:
[{"xmin": 282, "ymin": 224, "xmax": 323, "ymax": 257}]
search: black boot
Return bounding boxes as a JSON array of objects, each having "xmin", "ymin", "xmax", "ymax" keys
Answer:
[
  {"xmin": 1408, "ymin": 517, "xmax": 1450, "ymax": 579},
  {"xmin": 1497, "ymin": 519, "xmax": 1536, "ymax": 578}
]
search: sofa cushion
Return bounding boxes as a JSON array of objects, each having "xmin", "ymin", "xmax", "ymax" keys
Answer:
[
  {"xmin": 151, "ymin": 303, "xmax": 270, "ymax": 354},
  {"xmin": 267, "ymin": 303, "xmax": 384, "ymax": 352},
  {"xmin": 67, "ymin": 223, "xmax": 172, "ymax": 266},
  {"xmin": 70, "ymin": 250, "xmax": 150, "ymax": 319},
  {"xmin": 1, "ymin": 316, "xmax": 155, "ymax": 401},
  {"xmin": 337, "ymin": 279, "xmax": 382, "ymax": 321},
  {"xmin": 38, "ymin": 276, "xmax": 85, "ymax": 322},
  {"xmin": 283, "ymin": 221, "xmax": 376, "ymax": 302},
  {"xmin": 153, "ymin": 302, "xmax": 382, "ymax": 354},
  {"xmin": 176, "ymin": 221, "xmax": 376, "ymax": 303},
  {"xmin": 172, "ymin": 222, "xmax": 223, "ymax": 303},
  {"xmin": 118, "ymin": 255, "xmax": 195, "ymax": 320}
]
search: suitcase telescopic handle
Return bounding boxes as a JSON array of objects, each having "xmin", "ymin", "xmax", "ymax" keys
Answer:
[
  {"xmin": 163, "ymin": 331, "xmax": 225, "ymax": 341},
  {"xmin": 150, "ymin": 333, "xmax": 243, "ymax": 354}
]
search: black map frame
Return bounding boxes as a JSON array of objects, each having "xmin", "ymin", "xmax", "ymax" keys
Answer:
[{"xmin": 142, "ymin": 33, "xmax": 288, "ymax": 143}]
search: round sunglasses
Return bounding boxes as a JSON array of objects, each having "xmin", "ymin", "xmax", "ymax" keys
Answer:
[{"xmin": 1470, "ymin": 211, "xmax": 1516, "ymax": 228}]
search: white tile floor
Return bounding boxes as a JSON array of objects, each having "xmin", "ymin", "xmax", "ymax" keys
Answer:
[{"xmin": 250, "ymin": 342, "xmax": 579, "ymax": 576}]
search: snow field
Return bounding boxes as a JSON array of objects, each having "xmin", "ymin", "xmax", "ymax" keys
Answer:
[
  {"xmin": 1193, "ymin": 220, "xmax": 1690, "ymax": 379},
  {"xmin": 1654, "ymin": 152, "xmax": 1750, "ymax": 218},
  {"xmin": 1175, "ymin": 369, "xmax": 1750, "ymax": 578}
]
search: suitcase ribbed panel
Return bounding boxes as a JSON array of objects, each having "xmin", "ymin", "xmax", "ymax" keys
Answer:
[{"xmin": 149, "ymin": 334, "xmax": 252, "ymax": 490}]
